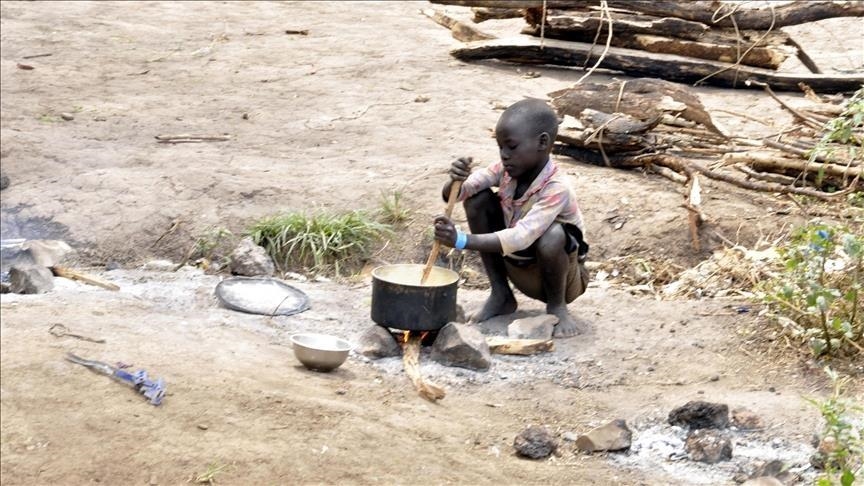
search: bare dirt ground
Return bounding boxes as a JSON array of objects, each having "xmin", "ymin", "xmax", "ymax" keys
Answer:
[{"xmin": 1, "ymin": 2, "xmax": 862, "ymax": 485}]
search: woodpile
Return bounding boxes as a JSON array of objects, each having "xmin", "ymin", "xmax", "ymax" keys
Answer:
[
  {"xmin": 428, "ymin": 0, "xmax": 864, "ymax": 92},
  {"xmin": 423, "ymin": 1, "xmax": 862, "ymax": 251}
]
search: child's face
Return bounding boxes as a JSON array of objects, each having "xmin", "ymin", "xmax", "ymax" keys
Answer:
[{"xmin": 495, "ymin": 115, "xmax": 549, "ymax": 179}]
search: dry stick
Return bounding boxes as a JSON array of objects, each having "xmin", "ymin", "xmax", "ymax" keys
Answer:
[
  {"xmin": 683, "ymin": 157, "xmax": 861, "ymax": 201},
  {"xmin": 747, "ymin": 79, "xmax": 824, "ymax": 129},
  {"xmin": 722, "ymin": 151, "xmax": 862, "ymax": 180},
  {"xmin": 713, "ymin": 108, "xmax": 774, "ymax": 126},
  {"xmin": 649, "ymin": 164, "xmax": 688, "ymax": 184},
  {"xmin": 762, "ymin": 139, "xmax": 852, "ymax": 166},
  {"xmin": 402, "ymin": 335, "xmax": 446, "ymax": 402},
  {"xmin": 421, "ymin": 180, "xmax": 463, "ymax": 284},
  {"xmin": 574, "ymin": 0, "xmax": 612, "ymax": 85},
  {"xmin": 736, "ymin": 164, "xmax": 798, "ymax": 185},
  {"xmin": 51, "ymin": 266, "xmax": 120, "ymax": 291}
]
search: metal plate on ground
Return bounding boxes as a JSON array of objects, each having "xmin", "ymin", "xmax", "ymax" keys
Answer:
[{"xmin": 215, "ymin": 277, "xmax": 310, "ymax": 316}]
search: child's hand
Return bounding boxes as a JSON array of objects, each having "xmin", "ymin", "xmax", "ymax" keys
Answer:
[
  {"xmin": 449, "ymin": 157, "xmax": 473, "ymax": 182},
  {"xmin": 434, "ymin": 215, "xmax": 457, "ymax": 247}
]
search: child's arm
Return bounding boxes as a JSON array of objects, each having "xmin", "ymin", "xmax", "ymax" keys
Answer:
[{"xmin": 434, "ymin": 215, "xmax": 503, "ymax": 253}]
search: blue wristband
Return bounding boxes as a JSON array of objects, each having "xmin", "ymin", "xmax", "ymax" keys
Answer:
[{"xmin": 454, "ymin": 231, "xmax": 468, "ymax": 250}]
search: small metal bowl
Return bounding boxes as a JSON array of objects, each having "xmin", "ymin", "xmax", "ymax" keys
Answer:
[{"xmin": 290, "ymin": 333, "xmax": 352, "ymax": 372}]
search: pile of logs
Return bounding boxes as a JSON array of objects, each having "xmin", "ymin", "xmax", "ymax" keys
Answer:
[
  {"xmin": 557, "ymin": 78, "xmax": 861, "ymax": 250},
  {"xmin": 427, "ymin": 0, "xmax": 864, "ymax": 92},
  {"xmin": 422, "ymin": 1, "xmax": 862, "ymax": 250}
]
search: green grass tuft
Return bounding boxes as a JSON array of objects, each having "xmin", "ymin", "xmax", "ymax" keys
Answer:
[{"xmin": 248, "ymin": 210, "xmax": 391, "ymax": 275}]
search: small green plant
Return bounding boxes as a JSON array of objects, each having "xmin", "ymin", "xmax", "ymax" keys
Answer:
[
  {"xmin": 192, "ymin": 462, "xmax": 229, "ymax": 484},
  {"xmin": 810, "ymin": 88, "xmax": 864, "ymax": 165},
  {"xmin": 194, "ymin": 226, "xmax": 234, "ymax": 262},
  {"xmin": 248, "ymin": 210, "xmax": 390, "ymax": 275},
  {"xmin": 763, "ymin": 222, "xmax": 863, "ymax": 357},
  {"xmin": 806, "ymin": 367, "xmax": 863, "ymax": 486},
  {"xmin": 378, "ymin": 190, "xmax": 412, "ymax": 225}
]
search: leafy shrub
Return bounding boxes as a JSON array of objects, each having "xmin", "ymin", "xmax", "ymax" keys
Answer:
[
  {"xmin": 763, "ymin": 222, "xmax": 863, "ymax": 357},
  {"xmin": 807, "ymin": 367, "xmax": 863, "ymax": 486}
]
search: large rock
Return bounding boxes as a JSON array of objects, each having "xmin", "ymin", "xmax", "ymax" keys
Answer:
[
  {"xmin": 574, "ymin": 419, "xmax": 632, "ymax": 452},
  {"xmin": 229, "ymin": 237, "xmax": 275, "ymax": 277},
  {"xmin": 430, "ymin": 322, "xmax": 491, "ymax": 371},
  {"xmin": 668, "ymin": 401, "xmax": 729, "ymax": 429},
  {"xmin": 356, "ymin": 325, "xmax": 401, "ymax": 359},
  {"xmin": 9, "ymin": 265, "xmax": 54, "ymax": 294},
  {"xmin": 514, "ymin": 425, "xmax": 557, "ymax": 459},
  {"xmin": 21, "ymin": 239, "xmax": 74, "ymax": 267},
  {"xmin": 508, "ymin": 314, "xmax": 557, "ymax": 340},
  {"xmin": 0, "ymin": 172, "xmax": 8, "ymax": 191},
  {"xmin": 685, "ymin": 429, "xmax": 732, "ymax": 463}
]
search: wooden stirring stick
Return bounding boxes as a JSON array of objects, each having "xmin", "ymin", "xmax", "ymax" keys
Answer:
[{"xmin": 420, "ymin": 179, "xmax": 464, "ymax": 285}]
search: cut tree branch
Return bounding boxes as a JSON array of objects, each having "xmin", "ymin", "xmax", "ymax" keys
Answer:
[{"xmin": 451, "ymin": 36, "xmax": 864, "ymax": 93}]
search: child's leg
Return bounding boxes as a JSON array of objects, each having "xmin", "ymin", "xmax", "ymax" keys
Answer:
[
  {"xmin": 507, "ymin": 224, "xmax": 587, "ymax": 337},
  {"xmin": 464, "ymin": 189, "xmax": 517, "ymax": 322}
]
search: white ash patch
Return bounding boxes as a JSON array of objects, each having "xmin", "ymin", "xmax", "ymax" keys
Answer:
[{"xmin": 609, "ymin": 422, "xmax": 817, "ymax": 484}]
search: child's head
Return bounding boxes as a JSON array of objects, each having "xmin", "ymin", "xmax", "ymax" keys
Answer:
[{"xmin": 495, "ymin": 99, "xmax": 559, "ymax": 179}]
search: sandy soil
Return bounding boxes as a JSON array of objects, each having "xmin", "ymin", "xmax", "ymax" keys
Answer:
[{"xmin": 1, "ymin": 1, "xmax": 862, "ymax": 485}]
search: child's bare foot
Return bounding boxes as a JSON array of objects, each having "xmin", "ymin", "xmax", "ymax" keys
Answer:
[
  {"xmin": 549, "ymin": 305, "xmax": 586, "ymax": 337},
  {"xmin": 470, "ymin": 293, "xmax": 517, "ymax": 323}
]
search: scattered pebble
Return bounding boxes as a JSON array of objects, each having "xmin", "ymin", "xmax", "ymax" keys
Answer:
[
  {"xmin": 197, "ymin": 424, "xmax": 208, "ymax": 430},
  {"xmin": 60, "ymin": 112, "xmax": 75, "ymax": 121}
]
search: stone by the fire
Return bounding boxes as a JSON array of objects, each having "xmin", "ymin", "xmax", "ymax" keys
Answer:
[
  {"xmin": 731, "ymin": 407, "xmax": 764, "ymax": 430},
  {"xmin": 574, "ymin": 419, "xmax": 632, "ymax": 452},
  {"xmin": 22, "ymin": 239, "xmax": 74, "ymax": 268},
  {"xmin": 514, "ymin": 425, "xmax": 557, "ymax": 459},
  {"xmin": 685, "ymin": 429, "xmax": 732, "ymax": 463},
  {"xmin": 668, "ymin": 401, "xmax": 729, "ymax": 429},
  {"xmin": 9, "ymin": 264, "xmax": 54, "ymax": 294},
  {"xmin": 747, "ymin": 460, "xmax": 792, "ymax": 484},
  {"xmin": 507, "ymin": 314, "xmax": 557, "ymax": 340},
  {"xmin": 430, "ymin": 322, "xmax": 491, "ymax": 371},
  {"xmin": 229, "ymin": 237, "xmax": 275, "ymax": 277},
  {"xmin": 356, "ymin": 325, "xmax": 401, "ymax": 359}
]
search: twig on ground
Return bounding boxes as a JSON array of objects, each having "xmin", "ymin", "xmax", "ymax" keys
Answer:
[
  {"xmin": 155, "ymin": 134, "xmax": 231, "ymax": 143},
  {"xmin": 746, "ymin": 79, "xmax": 825, "ymax": 129}
]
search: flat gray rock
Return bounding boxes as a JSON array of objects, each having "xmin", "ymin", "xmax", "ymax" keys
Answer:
[
  {"xmin": 575, "ymin": 419, "xmax": 632, "ymax": 452},
  {"xmin": 9, "ymin": 264, "xmax": 54, "ymax": 294},
  {"xmin": 230, "ymin": 237, "xmax": 275, "ymax": 277},
  {"xmin": 356, "ymin": 325, "xmax": 401, "ymax": 359},
  {"xmin": 430, "ymin": 322, "xmax": 491, "ymax": 371},
  {"xmin": 508, "ymin": 314, "xmax": 557, "ymax": 340}
]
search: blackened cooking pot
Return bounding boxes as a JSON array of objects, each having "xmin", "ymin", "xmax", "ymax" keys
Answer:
[{"xmin": 371, "ymin": 263, "xmax": 459, "ymax": 331}]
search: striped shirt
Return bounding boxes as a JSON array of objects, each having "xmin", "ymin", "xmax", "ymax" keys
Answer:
[{"xmin": 458, "ymin": 158, "xmax": 585, "ymax": 256}]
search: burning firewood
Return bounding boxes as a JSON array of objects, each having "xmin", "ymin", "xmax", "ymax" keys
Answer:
[{"xmin": 401, "ymin": 333, "xmax": 446, "ymax": 402}]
